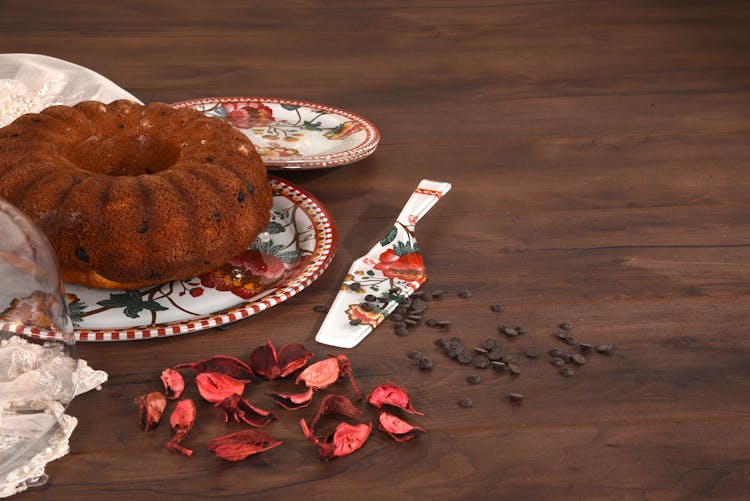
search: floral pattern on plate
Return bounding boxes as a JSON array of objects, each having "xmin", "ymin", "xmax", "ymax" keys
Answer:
[
  {"xmin": 41, "ymin": 177, "xmax": 337, "ymax": 342},
  {"xmin": 171, "ymin": 97, "xmax": 380, "ymax": 169}
]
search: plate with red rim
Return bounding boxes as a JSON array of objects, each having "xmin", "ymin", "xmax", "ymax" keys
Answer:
[
  {"xmin": 3, "ymin": 177, "xmax": 336, "ymax": 342},
  {"xmin": 171, "ymin": 96, "xmax": 380, "ymax": 170}
]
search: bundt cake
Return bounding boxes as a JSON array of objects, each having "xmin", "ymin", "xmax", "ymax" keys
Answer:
[{"xmin": 0, "ymin": 100, "xmax": 272, "ymax": 290}]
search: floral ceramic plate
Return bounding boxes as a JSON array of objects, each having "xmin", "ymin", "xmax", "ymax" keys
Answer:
[
  {"xmin": 45, "ymin": 177, "xmax": 335, "ymax": 341},
  {"xmin": 171, "ymin": 97, "xmax": 380, "ymax": 170}
]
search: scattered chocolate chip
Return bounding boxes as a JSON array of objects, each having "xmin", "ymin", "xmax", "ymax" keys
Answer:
[
  {"xmin": 395, "ymin": 321, "xmax": 408, "ymax": 330},
  {"xmin": 571, "ymin": 354, "xmax": 587, "ymax": 365},
  {"xmin": 490, "ymin": 304, "xmax": 504, "ymax": 312},
  {"xmin": 458, "ymin": 289, "xmax": 472, "ymax": 299},
  {"xmin": 559, "ymin": 322, "xmax": 573, "ymax": 330},
  {"xmin": 434, "ymin": 338, "xmax": 446, "ymax": 348},
  {"xmin": 75, "ymin": 248, "xmax": 90, "ymax": 263},
  {"xmin": 426, "ymin": 319, "xmax": 438, "ymax": 327},
  {"xmin": 364, "ymin": 294, "xmax": 377, "ymax": 302},
  {"xmin": 482, "ymin": 338, "xmax": 497, "ymax": 350},
  {"xmin": 490, "ymin": 361, "xmax": 506, "ymax": 369},
  {"xmin": 555, "ymin": 330, "xmax": 570, "ymax": 340},
  {"xmin": 579, "ymin": 343, "xmax": 593, "ymax": 353},
  {"xmin": 457, "ymin": 353, "xmax": 473, "ymax": 364},
  {"xmin": 237, "ymin": 189, "xmax": 246, "ymax": 202},
  {"xmin": 524, "ymin": 346, "xmax": 541, "ymax": 358},
  {"xmin": 410, "ymin": 298, "xmax": 426, "ymax": 313},
  {"xmin": 349, "ymin": 282, "xmax": 362, "ymax": 291},
  {"xmin": 549, "ymin": 348, "xmax": 563, "ymax": 357},
  {"xmin": 407, "ymin": 314, "xmax": 422, "ymax": 321},
  {"xmin": 514, "ymin": 326, "xmax": 527, "ymax": 335},
  {"xmin": 501, "ymin": 327, "xmax": 518, "ymax": 337},
  {"xmin": 407, "ymin": 350, "xmax": 422, "ymax": 359},
  {"xmin": 313, "ymin": 305, "xmax": 328, "ymax": 313},
  {"xmin": 349, "ymin": 318, "xmax": 362, "ymax": 326},
  {"xmin": 474, "ymin": 347, "xmax": 489, "ymax": 354},
  {"xmin": 417, "ymin": 357, "xmax": 434, "ymax": 370},
  {"xmin": 395, "ymin": 328, "xmax": 409, "ymax": 337},
  {"xmin": 507, "ymin": 363, "xmax": 521, "ymax": 375},
  {"xmin": 458, "ymin": 398, "xmax": 473, "ymax": 408},
  {"xmin": 559, "ymin": 367, "xmax": 575, "ymax": 377},
  {"xmin": 404, "ymin": 318, "xmax": 419, "ymax": 327},
  {"xmin": 360, "ymin": 302, "xmax": 374, "ymax": 312},
  {"xmin": 467, "ymin": 375, "xmax": 481, "ymax": 385},
  {"xmin": 596, "ymin": 344, "xmax": 614, "ymax": 354},
  {"xmin": 473, "ymin": 355, "xmax": 490, "ymax": 369},
  {"xmin": 550, "ymin": 358, "xmax": 566, "ymax": 368},
  {"xmin": 430, "ymin": 289, "xmax": 445, "ymax": 298},
  {"xmin": 563, "ymin": 337, "xmax": 578, "ymax": 346},
  {"xmin": 507, "ymin": 393, "xmax": 524, "ymax": 402},
  {"xmin": 435, "ymin": 320, "xmax": 452, "ymax": 328},
  {"xmin": 390, "ymin": 313, "xmax": 404, "ymax": 322},
  {"xmin": 487, "ymin": 349, "xmax": 504, "ymax": 361}
]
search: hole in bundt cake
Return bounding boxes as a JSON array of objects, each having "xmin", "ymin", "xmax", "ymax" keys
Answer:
[{"xmin": 66, "ymin": 133, "xmax": 182, "ymax": 176}]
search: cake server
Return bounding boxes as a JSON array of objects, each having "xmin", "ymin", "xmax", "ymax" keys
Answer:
[{"xmin": 315, "ymin": 179, "xmax": 451, "ymax": 348}]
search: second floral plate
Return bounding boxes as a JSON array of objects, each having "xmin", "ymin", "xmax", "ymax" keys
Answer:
[
  {"xmin": 60, "ymin": 177, "xmax": 336, "ymax": 341},
  {"xmin": 172, "ymin": 97, "xmax": 380, "ymax": 170}
]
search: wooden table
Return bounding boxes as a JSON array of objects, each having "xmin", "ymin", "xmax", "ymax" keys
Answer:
[{"xmin": 4, "ymin": 1, "xmax": 750, "ymax": 499}]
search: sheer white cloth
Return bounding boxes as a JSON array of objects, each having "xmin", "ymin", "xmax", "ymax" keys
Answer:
[
  {"xmin": 0, "ymin": 53, "xmax": 141, "ymax": 127},
  {"xmin": 0, "ymin": 336, "xmax": 108, "ymax": 497}
]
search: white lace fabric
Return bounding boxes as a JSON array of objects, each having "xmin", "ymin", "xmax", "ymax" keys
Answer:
[{"xmin": 0, "ymin": 336, "xmax": 108, "ymax": 497}]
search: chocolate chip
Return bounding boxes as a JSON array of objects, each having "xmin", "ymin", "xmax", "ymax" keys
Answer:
[
  {"xmin": 349, "ymin": 318, "xmax": 362, "ymax": 326},
  {"xmin": 473, "ymin": 355, "xmax": 490, "ymax": 369},
  {"xmin": 482, "ymin": 338, "xmax": 497, "ymax": 350},
  {"xmin": 501, "ymin": 327, "xmax": 518, "ymax": 337},
  {"xmin": 571, "ymin": 354, "xmax": 587, "ymax": 365},
  {"xmin": 418, "ymin": 357, "xmax": 434, "ymax": 370},
  {"xmin": 458, "ymin": 289, "xmax": 472, "ymax": 299},
  {"xmin": 430, "ymin": 289, "xmax": 445, "ymax": 298},
  {"xmin": 524, "ymin": 346, "xmax": 541, "ymax": 358},
  {"xmin": 426, "ymin": 319, "xmax": 438, "ymax": 327},
  {"xmin": 549, "ymin": 348, "xmax": 563, "ymax": 357},
  {"xmin": 75, "ymin": 248, "xmax": 90, "ymax": 263},
  {"xmin": 360, "ymin": 302, "xmax": 374, "ymax": 312},
  {"xmin": 559, "ymin": 367, "xmax": 575, "ymax": 377},
  {"xmin": 435, "ymin": 320, "xmax": 452, "ymax": 328},
  {"xmin": 365, "ymin": 294, "xmax": 377, "ymax": 302},
  {"xmin": 467, "ymin": 375, "xmax": 481, "ymax": 385},
  {"xmin": 395, "ymin": 328, "xmax": 409, "ymax": 337},
  {"xmin": 550, "ymin": 358, "xmax": 566, "ymax": 368},
  {"xmin": 205, "ymin": 156, "xmax": 214, "ymax": 163},
  {"xmin": 403, "ymin": 318, "xmax": 419, "ymax": 326},
  {"xmin": 579, "ymin": 343, "xmax": 593, "ymax": 353},
  {"xmin": 507, "ymin": 393, "xmax": 524, "ymax": 402},
  {"xmin": 395, "ymin": 321, "xmax": 408, "ymax": 330},
  {"xmin": 313, "ymin": 305, "xmax": 328, "ymax": 313},
  {"xmin": 246, "ymin": 183, "xmax": 255, "ymax": 194},
  {"xmin": 390, "ymin": 313, "xmax": 404, "ymax": 322},
  {"xmin": 407, "ymin": 350, "xmax": 422, "ymax": 359},
  {"xmin": 213, "ymin": 211, "xmax": 222, "ymax": 221},
  {"xmin": 457, "ymin": 353, "xmax": 473, "ymax": 364},
  {"xmin": 487, "ymin": 349, "xmax": 504, "ymax": 361},
  {"xmin": 559, "ymin": 322, "xmax": 573, "ymax": 330},
  {"xmin": 514, "ymin": 326, "xmax": 527, "ymax": 335},
  {"xmin": 490, "ymin": 304, "xmax": 504, "ymax": 312},
  {"xmin": 237, "ymin": 189, "xmax": 246, "ymax": 202},
  {"xmin": 434, "ymin": 338, "xmax": 446, "ymax": 348},
  {"xmin": 507, "ymin": 363, "xmax": 521, "ymax": 375},
  {"xmin": 596, "ymin": 344, "xmax": 614, "ymax": 354},
  {"xmin": 458, "ymin": 397, "xmax": 473, "ymax": 408},
  {"xmin": 349, "ymin": 282, "xmax": 362, "ymax": 291},
  {"xmin": 555, "ymin": 330, "xmax": 570, "ymax": 340},
  {"xmin": 137, "ymin": 221, "xmax": 149, "ymax": 234}
]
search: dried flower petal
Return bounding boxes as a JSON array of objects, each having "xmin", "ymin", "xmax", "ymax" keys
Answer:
[
  {"xmin": 300, "ymin": 418, "xmax": 371, "ymax": 461},
  {"xmin": 296, "ymin": 355, "xmax": 361, "ymax": 400},
  {"xmin": 174, "ymin": 355, "xmax": 254, "ymax": 381},
  {"xmin": 296, "ymin": 357, "xmax": 340, "ymax": 389},
  {"xmin": 277, "ymin": 343, "xmax": 314, "ymax": 377},
  {"xmin": 378, "ymin": 411, "xmax": 425, "ymax": 442},
  {"xmin": 160, "ymin": 368, "xmax": 185, "ymax": 400},
  {"xmin": 138, "ymin": 391, "xmax": 167, "ymax": 431},
  {"xmin": 266, "ymin": 387, "xmax": 315, "ymax": 410},
  {"xmin": 249, "ymin": 339, "xmax": 313, "ymax": 379},
  {"xmin": 196, "ymin": 372, "xmax": 246, "ymax": 404},
  {"xmin": 310, "ymin": 394, "xmax": 362, "ymax": 431},
  {"xmin": 207, "ymin": 429, "xmax": 282, "ymax": 461},
  {"xmin": 166, "ymin": 399, "xmax": 197, "ymax": 456},
  {"xmin": 367, "ymin": 382, "xmax": 423, "ymax": 415},
  {"xmin": 216, "ymin": 394, "xmax": 276, "ymax": 427}
]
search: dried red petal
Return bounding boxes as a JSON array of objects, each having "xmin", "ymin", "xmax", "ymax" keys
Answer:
[
  {"xmin": 196, "ymin": 372, "xmax": 246, "ymax": 404},
  {"xmin": 277, "ymin": 343, "xmax": 314, "ymax": 377},
  {"xmin": 250, "ymin": 339, "xmax": 314, "ymax": 379},
  {"xmin": 174, "ymin": 355, "xmax": 254, "ymax": 381},
  {"xmin": 266, "ymin": 387, "xmax": 315, "ymax": 410},
  {"xmin": 166, "ymin": 399, "xmax": 197, "ymax": 456},
  {"xmin": 160, "ymin": 368, "xmax": 185, "ymax": 400},
  {"xmin": 367, "ymin": 382, "xmax": 423, "ymax": 415},
  {"xmin": 295, "ymin": 355, "xmax": 361, "ymax": 399},
  {"xmin": 216, "ymin": 394, "xmax": 276, "ymax": 427},
  {"xmin": 310, "ymin": 394, "xmax": 362, "ymax": 431},
  {"xmin": 138, "ymin": 391, "xmax": 167, "ymax": 431},
  {"xmin": 334, "ymin": 355, "xmax": 362, "ymax": 401},
  {"xmin": 378, "ymin": 411, "xmax": 425, "ymax": 442},
  {"xmin": 296, "ymin": 357, "xmax": 340, "ymax": 390},
  {"xmin": 300, "ymin": 418, "xmax": 371, "ymax": 461},
  {"xmin": 207, "ymin": 429, "xmax": 282, "ymax": 461}
]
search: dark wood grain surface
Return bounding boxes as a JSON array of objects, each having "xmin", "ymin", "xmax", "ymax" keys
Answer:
[{"xmin": 3, "ymin": 1, "xmax": 750, "ymax": 499}]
